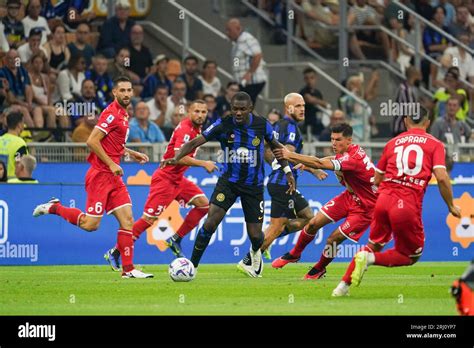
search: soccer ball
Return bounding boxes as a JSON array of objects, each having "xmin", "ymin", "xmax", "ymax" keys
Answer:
[{"xmin": 168, "ymin": 258, "xmax": 196, "ymax": 282}]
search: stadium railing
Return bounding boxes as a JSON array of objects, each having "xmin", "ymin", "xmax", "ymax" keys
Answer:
[{"xmin": 27, "ymin": 142, "xmax": 474, "ymax": 163}]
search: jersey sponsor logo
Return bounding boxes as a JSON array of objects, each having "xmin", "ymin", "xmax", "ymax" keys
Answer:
[
  {"xmin": 447, "ymin": 192, "xmax": 474, "ymax": 249},
  {"xmin": 106, "ymin": 115, "xmax": 114, "ymax": 123},
  {"xmin": 216, "ymin": 193, "xmax": 225, "ymax": 202},
  {"xmin": 252, "ymin": 136, "xmax": 260, "ymax": 146}
]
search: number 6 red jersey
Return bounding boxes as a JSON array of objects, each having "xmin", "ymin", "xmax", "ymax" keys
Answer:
[{"xmin": 376, "ymin": 128, "xmax": 446, "ymax": 202}]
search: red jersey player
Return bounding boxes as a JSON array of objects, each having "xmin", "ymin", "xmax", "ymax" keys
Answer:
[
  {"xmin": 33, "ymin": 76, "xmax": 153, "ymax": 279},
  {"xmin": 348, "ymin": 113, "xmax": 461, "ymax": 291},
  {"xmin": 272, "ymin": 123, "xmax": 378, "ymax": 285},
  {"xmin": 104, "ymin": 100, "xmax": 218, "ymax": 269}
]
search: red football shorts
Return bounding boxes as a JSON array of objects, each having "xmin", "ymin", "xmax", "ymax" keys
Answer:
[
  {"xmin": 320, "ymin": 190, "xmax": 373, "ymax": 242},
  {"xmin": 369, "ymin": 192, "xmax": 425, "ymax": 257},
  {"xmin": 85, "ymin": 167, "xmax": 132, "ymax": 216},
  {"xmin": 143, "ymin": 170, "xmax": 205, "ymax": 217}
]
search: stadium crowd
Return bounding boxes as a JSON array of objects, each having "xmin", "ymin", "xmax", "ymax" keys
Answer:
[{"xmin": 1, "ymin": 0, "xmax": 474, "ymax": 183}]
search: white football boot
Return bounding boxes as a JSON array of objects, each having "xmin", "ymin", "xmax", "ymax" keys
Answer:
[
  {"xmin": 33, "ymin": 198, "xmax": 60, "ymax": 217},
  {"xmin": 122, "ymin": 269, "xmax": 154, "ymax": 279},
  {"xmin": 331, "ymin": 281, "xmax": 350, "ymax": 297},
  {"xmin": 250, "ymin": 248, "xmax": 263, "ymax": 278}
]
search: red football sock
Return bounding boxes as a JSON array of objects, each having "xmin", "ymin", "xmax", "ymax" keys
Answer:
[
  {"xmin": 290, "ymin": 227, "xmax": 315, "ymax": 257},
  {"xmin": 176, "ymin": 206, "xmax": 209, "ymax": 238},
  {"xmin": 342, "ymin": 245, "xmax": 373, "ymax": 285},
  {"xmin": 132, "ymin": 218, "xmax": 152, "ymax": 241},
  {"xmin": 118, "ymin": 229, "xmax": 134, "ymax": 272},
  {"xmin": 313, "ymin": 253, "xmax": 334, "ymax": 270},
  {"xmin": 49, "ymin": 203, "xmax": 84, "ymax": 226},
  {"xmin": 374, "ymin": 248, "xmax": 413, "ymax": 267}
]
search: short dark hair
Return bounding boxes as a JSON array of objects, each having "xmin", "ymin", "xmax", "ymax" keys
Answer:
[
  {"xmin": 407, "ymin": 105, "xmax": 429, "ymax": 124},
  {"xmin": 113, "ymin": 75, "xmax": 132, "ymax": 87},
  {"xmin": 330, "ymin": 122, "xmax": 353, "ymax": 137},
  {"xmin": 190, "ymin": 99, "xmax": 207, "ymax": 107},
  {"xmin": 303, "ymin": 67, "xmax": 316, "ymax": 75},
  {"xmin": 67, "ymin": 53, "xmax": 85, "ymax": 70},
  {"xmin": 203, "ymin": 60, "xmax": 217, "ymax": 69},
  {"xmin": 203, "ymin": 93, "xmax": 215, "ymax": 100},
  {"xmin": 184, "ymin": 55, "xmax": 199, "ymax": 64},
  {"xmin": 155, "ymin": 85, "xmax": 169, "ymax": 93},
  {"xmin": 226, "ymin": 81, "xmax": 239, "ymax": 89},
  {"xmin": 231, "ymin": 91, "xmax": 252, "ymax": 105},
  {"xmin": 6, "ymin": 111, "xmax": 24, "ymax": 130},
  {"xmin": 82, "ymin": 78, "xmax": 95, "ymax": 88}
]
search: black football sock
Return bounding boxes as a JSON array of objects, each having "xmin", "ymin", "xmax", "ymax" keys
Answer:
[
  {"xmin": 171, "ymin": 234, "xmax": 182, "ymax": 243},
  {"xmin": 249, "ymin": 232, "xmax": 264, "ymax": 252},
  {"xmin": 190, "ymin": 227, "xmax": 214, "ymax": 267}
]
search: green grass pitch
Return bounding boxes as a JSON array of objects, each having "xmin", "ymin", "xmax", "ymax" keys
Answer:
[{"xmin": 0, "ymin": 262, "xmax": 464, "ymax": 315}]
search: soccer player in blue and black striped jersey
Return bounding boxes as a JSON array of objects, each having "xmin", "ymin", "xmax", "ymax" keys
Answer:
[
  {"xmin": 163, "ymin": 92, "xmax": 295, "ymax": 278},
  {"xmin": 238, "ymin": 93, "xmax": 328, "ymax": 274}
]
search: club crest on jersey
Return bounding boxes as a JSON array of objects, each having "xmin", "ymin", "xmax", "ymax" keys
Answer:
[
  {"xmin": 216, "ymin": 193, "xmax": 225, "ymax": 202},
  {"xmin": 106, "ymin": 115, "xmax": 114, "ymax": 124},
  {"xmin": 252, "ymin": 137, "xmax": 260, "ymax": 146},
  {"xmin": 227, "ymin": 133, "xmax": 235, "ymax": 143},
  {"xmin": 101, "ymin": 122, "xmax": 108, "ymax": 128}
]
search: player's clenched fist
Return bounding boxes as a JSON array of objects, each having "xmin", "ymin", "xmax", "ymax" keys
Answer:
[
  {"xmin": 109, "ymin": 163, "xmax": 124, "ymax": 176},
  {"xmin": 204, "ymin": 161, "xmax": 218, "ymax": 173}
]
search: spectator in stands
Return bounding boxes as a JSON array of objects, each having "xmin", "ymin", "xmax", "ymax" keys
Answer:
[
  {"xmin": 141, "ymin": 54, "xmax": 172, "ymax": 100},
  {"xmin": 85, "ymin": 54, "xmax": 113, "ymax": 103},
  {"xmin": 266, "ymin": 108, "xmax": 281, "ymax": 125},
  {"xmin": 443, "ymin": 32, "xmax": 474, "ymax": 82},
  {"xmin": 299, "ymin": 67, "xmax": 328, "ymax": 137},
  {"xmin": 299, "ymin": 0, "xmax": 340, "ymax": 50},
  {"xmin": 432, "ymin": 0, "xmax": 456, "ymax": 27},
  {"xmin": 433, "ymin": 67, "xmax": 469, "ymax": 121},
  {"xmin": 348, "ymin": 0, "xmax": 391, "ymax": 60},
  {"xmin": 215, "ymin": 81, "xmax": 238, "ymax": 118},
  {"xmin": 22, "ymin": 0, "xmax": 51, "ymax": 46},
  {"xmin": 0, "ymin": 161, "xmax": 7, "ymax": 182},
  {"xmin": 392, "ymin": 66, "xmax": 422, "ymax": 136},
  {"xmin": 167, "ymin": 79, "xmax": 187, "ymax": 124},
  {"xmin": 128, "ymin": 24, "xmax": 153, "ymax": 81},
  {"xmin": 18, "ymin": 28, "xmax": 47, "ymax": 65},
  {"xmin": 71, "ymin": 111, "xmax": 96, "ymax": 143},
  {"xmin": 8, "ymin": 154, "xmax": 38, "ymax": 183},
  {"xmin": 448, "ymin": 6, "xmax": 471, "ymax": 38},
  {"xmin": 70, "ymin": 79, "xmax": 106, "ymax": 128},
  {"xmin": 422, "ymin": 5, "xmax": 451, "ymax": 87},
  {"xmin": 146, "ymin": 85, "xmax": 169, "ymax": 127},
  {"xmin": 431, "ymin": 96, "xmax": 471, "ymax": 143},
  {"xmin": 129, "ymin": 101, "xmax": 165, "ymax": 143},
  {"xmin": 56, "ymin": 53, "xmax": 86, "ymax": 103},
  {"xmin": 28, "ymin": 52, "xmax": 58, "ymax": 134},
  {"xmin": 0, "ymin": 111, "xmax": 28, "ymax": 178},
  {"xmin": 0, "ymin": 49, "xmax": 36, "ymax": 128},
  {"xmin": 179, "ymin": 55, "xmax": 203, "ymax": 101},
  {"xmin": 0, "ymin": 21, "xmax": 10, "ymax": 54},
  {"xmin": 49, "ymin": 0, "xmax": 96, "ymax": 32},
  {"xmin": 203, "ymin": 93, "xmax": 219, "ymax": 129},
  {"xmin": 319, "ymin": 109, "xmax": 346, "ymax": 141},
  {"xmin": 3, "ymin": 0, "xmax": 26, "ymax": 49},
  {"xmin": 67, "ymin": 23, "xmax": 95, "ymax": 69},
  {"xmin": 107, "ymin": 47, "xmax": 140, "ymax": 86},
  {"xmin": 225, "ymin": 18, "xmax": 267, "ymax": 105},
  {"xmin": 199, "ymin": 60, "xmax": 222, "ymax": 97},
  {"xmin": 97, "ymin": 0, "xmax": 135, "ymax": 58},
  {"xmin": 43, "ymin": 23, "xmax": 71, "ymax": 76},
  {"xmin": 339, "ymin": 70, "xmax": 380, "ymax": 140},
  {"xmin": 414, "ymin": 0, "xmax": 434, "ymax": 21},
  {"xmin": 162, "ymin": 103, "xmax": 187, "ymax": 140}
]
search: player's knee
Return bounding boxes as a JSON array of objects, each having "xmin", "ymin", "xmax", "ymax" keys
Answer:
[
  {"xmin": 142, "ymin": 215, "xmax": 156, "ymax": 224},
  {"xmin": 121, "ymin": 215, "xmax": 134, "ymax": 230},
  {"xmin": 306, "ymin": 220, "xmax": 319, "ymax": 235}
]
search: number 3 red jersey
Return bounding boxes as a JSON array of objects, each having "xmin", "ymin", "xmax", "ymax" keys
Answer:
[
  {"xmin": 376, "ymin": 128, "xmax": 446, "ymax": 203},
  {"xmin": 161, "ymin": 117, "xmax": 202, "ymax": 181}
]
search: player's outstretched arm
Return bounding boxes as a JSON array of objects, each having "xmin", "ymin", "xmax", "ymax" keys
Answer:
[
  {"xmin": 177, "ymin": 156, "xmax": 218, "ymax": 173},
  {"xmin": 124, "ymin": 148, "xmax": 149, "ymax": 164},
  {"xmin": 273, "ymin": 146, "xmax": 336, "ymax": 171},
  {"xmin": 86, "ymin": 128, "xmax": 123, "ymax": 176},
  {"xmin": 268, "ymin": 138, "xmax": 296, "ymax": 194},
  {"xmin": 433, "ymin": 167, "xmax": 461, "ymax": 218},
  {"xmin": 161, "ymin": 135, "xmax": 207, "ymax": 167}
]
